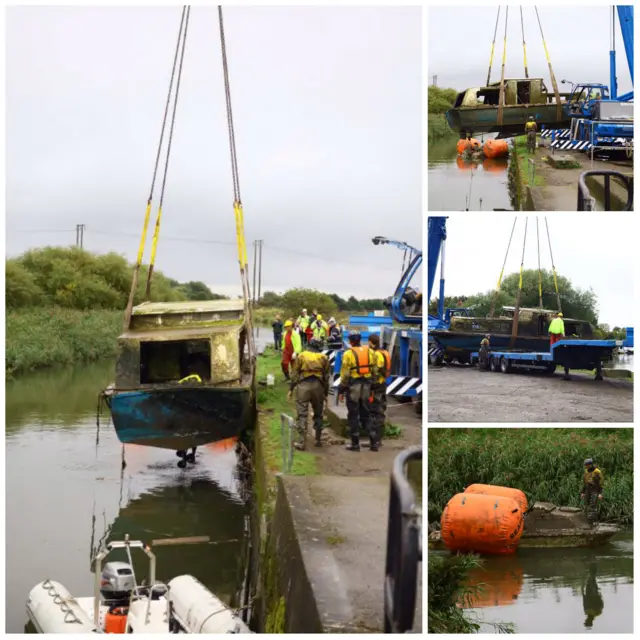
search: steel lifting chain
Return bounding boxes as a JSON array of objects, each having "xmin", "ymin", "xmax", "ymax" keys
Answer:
[{"xmin": 218, "ymin": 6, "xmax": 255, "ymax": 362}]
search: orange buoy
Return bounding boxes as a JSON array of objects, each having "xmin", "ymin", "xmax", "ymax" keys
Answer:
[
  {"xmin": 440, "ymin": 493, "xmax": 524, "ymax": 555},
  {"xmin": 464, "ymin": 484, "xmax": 528, "ymax": 514},
  {"xmin": 483, "ymin": 138, "xmax": 509, "ymax": 158},
  {"xmin": 456, "ymin": 138, "xmax": 481, "ymax": 154}
]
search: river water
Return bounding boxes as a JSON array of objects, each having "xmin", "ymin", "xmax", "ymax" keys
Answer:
[
  {"xmin": 428, "ymin": 136, "xmax": 514, "ymax": 211},
  {"xmin": 5, "ymin": 350, "xmax": 272, "ymax": 633},
  {"xmin": 458, "ymin": 531, "xmax": 634, "ymax": 633}
]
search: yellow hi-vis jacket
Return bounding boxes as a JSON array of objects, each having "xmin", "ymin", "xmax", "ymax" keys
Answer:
[
  {"xmin": 312, "ymin": 320, "xmax": 329, "ymax": 340},
  {"xmin": 340, "ymin": 346, "xmax": 377, "ymax": 384},
  {"xmin": 281, "ymin": 329, "xmax": 302, "ymax": 354},
  {"xmin": 291, "ymin": 350, "xmax": 330, "ymax": 394},
  {"xmin": 297, "ymin": 315, "xmax": 310, "ymax": 331},
  {"xmin": 548, "ymin": 317, "xmax": 565, "ymax": 335}
]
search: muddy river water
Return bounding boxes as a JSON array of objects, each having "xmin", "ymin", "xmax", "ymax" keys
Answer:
[
  {"xmin": 459, "ymin": 531, "xmax": 633, "ymax": 633},
  {"xmin": 5, "ymin": 347, "xmax": 277, "ymax": 632}
]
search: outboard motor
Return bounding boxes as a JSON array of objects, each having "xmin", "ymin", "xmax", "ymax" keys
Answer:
[{"xmin": 100, "ymin": 561, "xmax": 135, "ymax": 607}]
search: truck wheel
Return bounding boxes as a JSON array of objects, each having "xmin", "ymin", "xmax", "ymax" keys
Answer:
[
  {"xmin": 500, "ymin": 357, "xmax": 511, "ymax": 373},
  {"xmin": 489, "ymin": 356, "xmax": 499, "ymax": 372}
]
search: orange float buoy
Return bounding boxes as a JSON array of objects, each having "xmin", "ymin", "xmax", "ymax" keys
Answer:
[
  {"xmin": 456, "ymin": 138, "xmax": 481, "ymax": 154},
  {"xmin": 483, "ymin": 138, "xmax": 509, "ymax": 158},
  {"xmin": 440, "ymin": 493, "xmax": 524, "ymax": 555},
  {"xmin": 464, "ymin": 484, "xmax": 528, "ymax": 514}
]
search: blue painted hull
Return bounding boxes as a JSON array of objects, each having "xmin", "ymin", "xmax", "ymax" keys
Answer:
[
  {"xmin": 106, "ymin": 386, "xmax": 252, "ymax": 450},
  {"xmin": 430, "ymin": 330, "xmax": 549, "ymax": 358}
]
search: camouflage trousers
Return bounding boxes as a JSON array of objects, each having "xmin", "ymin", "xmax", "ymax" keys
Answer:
[
  {"xmin": 585, "ymin": 490, "xmax": 599, "ymax": 524},
  {"xmin": 369, "ymin": 383, "xmax": 386, "ymax": 444},
  {"xmin": 345, "ymin": 379, "xmax": 372, "ymax": 441},
  {"xmin": 295, "ymin": 378, "xmax": 325, "ymax": 447}
]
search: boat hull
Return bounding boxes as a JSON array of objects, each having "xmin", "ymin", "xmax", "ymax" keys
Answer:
[
  {"xmin": 445, "ymin": 104, "xmax": 569, "ymax": 136},
  {"xmin": 106, "ymin": 386, "xmax": 252, "ymax": 450},
  {"xmin": 430, "ymin": 330, "xmax": 550, "ymax": 359}
]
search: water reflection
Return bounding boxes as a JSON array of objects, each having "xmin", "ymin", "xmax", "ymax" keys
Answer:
[{"xmin": 583, "ymin": 562, "xmax": 604, "ymax": 629}]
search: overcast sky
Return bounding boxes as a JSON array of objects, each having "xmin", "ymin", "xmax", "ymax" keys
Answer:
[
  {"xmin": 6, "ymin": 6, "xmax": 422, "ymax": 300},
  {"xmin": 430, "ymin": 215, "xmax": 633, "ymax": 327},
  {"xmin": 429, "ymin": 6, "xmax": 633, "ymax": 95}
]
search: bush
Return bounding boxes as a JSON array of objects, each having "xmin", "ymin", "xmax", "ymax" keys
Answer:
[{"xmin": 279, "ymin": 288, "xmax": 338, "ymax": 321}]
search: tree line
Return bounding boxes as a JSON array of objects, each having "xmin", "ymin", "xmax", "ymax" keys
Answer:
[{"xmin": 427, "ymin": 268, "xmax": 628, "ymax": 340}]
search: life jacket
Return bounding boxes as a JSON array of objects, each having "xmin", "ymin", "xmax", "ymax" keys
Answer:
[
  {"xmin": 584, "ymin": 468, "xmax": 603, "ymax": 488},
  {"xmin": 298, "ymin": 351, "xmax": 327, "ymax": 380},
  {"xmin": 348, "ymin": 346, "xmax": 372, "ymax": 378},
  {"xmin": 378, "ymin": 349, "xmax": 391, "ymax": 381}
]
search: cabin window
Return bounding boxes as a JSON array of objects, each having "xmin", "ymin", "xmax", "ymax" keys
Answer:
[
  {"xmin": 454, "ymin": 92, "xmax": 466, "ymax": 108},
  {"xmin": 516, "ymin": 82, "xmax": 531, "ymax": 104},
  {"xmin": 139, "ymin": 339, "xmax": 211, "ymax": 384},
  {"xmin": 477, "ymin": 89, "xmax": 499, "ymax": 105}
]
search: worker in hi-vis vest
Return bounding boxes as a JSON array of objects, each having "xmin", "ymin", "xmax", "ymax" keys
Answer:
[
  {"xmin": 548, "ymin": 312, "xmax": 565, "ymax": 347},
  {"xmin": 367, "ymin": 333, "xmax": 390, "ymax": 452}
]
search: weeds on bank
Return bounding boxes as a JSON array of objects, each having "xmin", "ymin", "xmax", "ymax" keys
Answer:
[
  {"xmin": 256, "ymin": 349, "xmax": 318, "ymax": 477},
  {"xmin": 6, "ymin": 308, "xmax": 122, "ymax": 376},
  {"xmin": 514, "ymin": 135, "xmax": 545, "ymax": 187},
  {"xmin": 427, "ymin": 428, "xmax": 633, "ymax": 525},
  {"xmin": 428, "ymin": 553, "xmax": 515, "ymax": 634}
]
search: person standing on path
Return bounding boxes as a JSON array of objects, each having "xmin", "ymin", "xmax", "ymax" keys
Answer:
[
  {"xmin": 297, "ymin": 309, "xmax": 310, "ymax": 345},
  {"xmin": 338, "ymin": 331, "xmax": 378, "ymax": 452},
  {"xmin": 525, "ymin": 116, "xmax": 538, "ymax": 153},
  {"xmin": 288, "ymin": 338, "xmax": 330, "ymax": 450},
  {"xmin": 368, "ymin": 334, "xmax": 390, "ymax": 451},
  {"xmin": 272, "ymin": 314, "xmax": 283, "ymax": 352},
  {"xmin": 580, "ymin": 458, "xmax": 604, "ymax": 526},
  {"xmin": 281, "ymin": 320, "xmax": 301, "ymax": 380},
  {"xmin": 548, "ymin": 312, "xmax": 565, "ymax": 347}
]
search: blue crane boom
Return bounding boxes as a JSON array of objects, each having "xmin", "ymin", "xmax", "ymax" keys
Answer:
[
  {"xmin": 427, "ymin": 217, "xmax": 447, "ymax": 323},
  {"xmin": 613, "ymin": 6, "xmax": 634, "ymax": 101}
]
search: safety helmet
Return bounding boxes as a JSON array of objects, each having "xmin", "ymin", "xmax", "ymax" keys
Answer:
[
  {"xmin": 302, "ymin": 308, "xmax": 307, "ymax": 313},
  {"xmin": 529, "ymin": 116, "xmax": 534, "ymax": 120},
  {"xmin": 584, "ymin": 458, "xmax": 594, "ymax": 466},
  {"xmin": 329, "ymin": 317, "xmax": 336, "ymax": 324},
  {"xmin": 348, "ymin": 330, "xmax": 361, "ymax": 343},
  {"xmin": 485, "ymin": 334, "xmax": 491, "ymax": 338},
  {"xmin": 284, "ymin": 320, "xmax": 293, "ymax": 328},
  {"xmin": 558, "ymin": 312, "xmax": 564, "ymax": 317},
  {"xmin": 316, "ymin": 314, "xmax": 322, "ymax": 321},
  {"xmin": 308, "ymin": 338, "xmax": 323, "ymax": 351}
]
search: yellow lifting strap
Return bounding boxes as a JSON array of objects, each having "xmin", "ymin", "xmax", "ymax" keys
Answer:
[
  {"xmin": 234, "ymin": 201, "xmax": 248, "ymax": 268},
  {"xmin": 536, "ymin": 217, "xmax": 543, "ymax": 308},
  {"xmin": 544, "ymin": 218, "xmax": 562, "ymax": 312},
  {"xmin": 497, "ymin": 6, "xmax": 509, "ymax": 126},
  {"xmin": 535, "ymin": 6, "xmax": 562, "ymax": 121},
  {"xmin": 520, "ymin": 6, "xmax": 529, "ymax": 79},
  {"xmin": 489, "ymin": 218, "xmax": 517, "ymax": 318},
  {"xmin": 179, "ymin": 374, "xmax": 203, "ymax": 384},
  {"xmin": 486, "ymin": 6, "xmax": 501, "ymax": 86},
  {"xmin": 509, "ymin": 218, "xmax": 528, "ymax": 348}
]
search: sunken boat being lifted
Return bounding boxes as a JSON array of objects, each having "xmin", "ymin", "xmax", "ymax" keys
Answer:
[
  {"xmin": 104, "ymin": 300, "xmax": 255, "ymax": 464},
  {"xmin": 446, "ymin": 78, "xmax": 571, "ymax": 137},
  {"xmin": 430, "ymin": 306, "xmax": 595, "ymax": 363}
]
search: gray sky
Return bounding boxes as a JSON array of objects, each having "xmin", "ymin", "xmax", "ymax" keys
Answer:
[
  {"xmin": 6, "ymin": 6, "xmax": 422, "ymax": 300},
  {"xmin": 429, "ymin": 6, "xmax": 633, "ymax": 95},
  {"xmin": 431, "ymin": 215, "xmax": 633, "ymax": 327}
]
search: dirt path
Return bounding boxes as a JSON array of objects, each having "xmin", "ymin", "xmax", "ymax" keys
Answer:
[
  {"xmin": 428, "ymin": 366, "xmax": 633, "ymax": 423},
  {"xmin": 316, "ymin": 400, "xmax": 421, "ymax": 477}
]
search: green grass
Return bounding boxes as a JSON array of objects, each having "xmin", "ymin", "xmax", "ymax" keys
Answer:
[
  {"xmin": 428, "ymin": 114, "xmax": 458, "ymax": 143},
  {"xmin": 6, "ymin": 308, "xmax": 123, "ymax": 376},
  {"xmin": 428, "ymin": 428, "xmax": 633, "ymax": 525},
  {"xmin": 256, "ymin": 348, "xmax": 318, "ymax": 476},
  {"xmin": 514, "ymin": 135, "xmax": 545, "ymax": 187}
]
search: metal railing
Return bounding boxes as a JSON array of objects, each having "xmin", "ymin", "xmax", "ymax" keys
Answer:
[
  {"xmin": 527, "ymin": 158, "xmax": 536, "ymax": 185},
  {"xmin": 577, "ymin": 171, "xmax": 634, "ymax": 211},
  {"xmin": 279, "ymin": 413, "xmax": 295, "ymax": 473},
  {"xmin": 384, "ymin": 446, "xmax": 422, "ymax": 634}
]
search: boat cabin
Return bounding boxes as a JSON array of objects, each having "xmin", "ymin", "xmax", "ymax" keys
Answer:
[
  {"xmin": 453, "ymin": 78, "xmax": 563, "ymax": 108},
  {"xmin": 115, "ymin": 300, "xmax": 249, "ymax": 388}
]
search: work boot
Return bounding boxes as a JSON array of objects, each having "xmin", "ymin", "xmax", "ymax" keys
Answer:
[
  {"xmin": 345, "ymin": 438, "xmax": 360, "ymax": 452},
  {"xmin": 314, "ymin": 430, "xmax": 323, "ymax": 447},
  {"xmin": 293, "ymin": 433, "xmax": 307, "ymax": 451},
  {"xmin": 370, "ymin": 440, "xmax": 379, "ymax": 452}
]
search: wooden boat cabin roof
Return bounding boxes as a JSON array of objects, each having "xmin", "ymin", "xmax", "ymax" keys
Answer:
[{"xmin": 115, "ymin": 299, "xmax": 248, "ymax": 388}]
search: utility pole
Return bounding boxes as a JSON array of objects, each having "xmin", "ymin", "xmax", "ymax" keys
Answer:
[
  {"xmin": 252, "ymin": 240, "xmax": 257, "ymax": 305},
  {"xmin": 257, "ymin": 240, "xmax": 263, "ymax": 302},
  {"xmin": 76, "ymin": 224, "xmax": 85, "ymax": 248},
  {"xmin": 433, "ymin": 74, "xmax": 437, "ymax": 86}
]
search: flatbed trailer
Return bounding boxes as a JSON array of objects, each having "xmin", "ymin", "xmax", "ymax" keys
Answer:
[{"xmin": 470, "ymin": 339, "xmax": 621, "ymax": 380}]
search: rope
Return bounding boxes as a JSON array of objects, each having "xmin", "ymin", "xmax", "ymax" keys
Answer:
[
  {"xmin": 145, "ymin": 5, "xmax": 191, "ymax": 300},
  {"xmin": 218, "ymin": 6, "xmax": 256, "ymax": 364},
  {"xmin": 520, "ymin": 6, "xmax": 529, "ymax": 79},
  {"xmin": 488, "ymin": 217, "xmax": 517, "ymax": 317},
  {"xmin": 534, "ymin": 6, "xmax": 562, "ymax": 120},
  {"xmin": 544, "ymin": 217, "xmax": 562, "ymax": 312},
  {"xmin": 123, "ymin": 6, "xmax": 187, "ymax": 330},
  {"xmin": 497, "ymin": 6, "xmax": 509, "ymax": 126},
  {"xmin": 536, "ymin": 217, "xmax": 542, "ymax": 308},
  {"xmin": 509, "ymin": 218, "xmax": 528, "ymax": 347},
  {"xmin": 486, "ymin": 6, "xmax": 501, "ymax": 86}
]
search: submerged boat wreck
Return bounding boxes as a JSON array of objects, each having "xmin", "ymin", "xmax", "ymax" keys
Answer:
[
  {"xmin": 430, "ymin": 306, "xmax": 595, "ymax": 363},
  {"xmin": 104, "ymin": 300, "xmax": 255, "ymax": 464},
  {"xmin": 446, "ymin": 78, "xmax": 570, "ymax": 137},
  {"xmin": 429, "ymin": 501, "xmax": 620, "ymax": 550}
]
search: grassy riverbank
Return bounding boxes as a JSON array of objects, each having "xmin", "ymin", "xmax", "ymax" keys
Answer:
[
  {"xmin": 428, "ymin": 427, "xmax": 633, "ymax": 524},
  {"xmin": 6, "ymin": 308, "xmax": 122, "ymax": 376}
]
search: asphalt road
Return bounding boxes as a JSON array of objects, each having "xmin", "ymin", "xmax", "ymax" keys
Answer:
[{"xmin": 428, "ymin": 366, "xmax": 633, "ymax": 423}]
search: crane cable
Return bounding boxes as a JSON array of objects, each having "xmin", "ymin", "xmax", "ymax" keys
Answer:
[
  {"xmin": 536, "ymin": 217, "xmax": 542, "ymax": 308},
  {"xmin": 145, "ymin": 6, "xmax": 191, "ymax": 300},
  {"xmin": 534, "ymin": 6, "xmax": 562, "ymax": 121},
  {"xmin": 497, "ymin": 6, "xmax": 509, "ymax": 126},
  {"xmin": 488, "ymin": 217, "xmax": 517, "ymax": 318},
  {"xmin": 123, "ymin": 6, "xmax": 187, "ymax": 330},
  {"xmin": 218, "ymin": 5, "xmax": 255, "ymax": 363},
  {"xmin": 509, "ymin": 218, "xmax": 528, "ymax": 348},
  {"xmin": 486, "ymin": 6, "xmax": 501, "ymax": 86},
  {"xmin": 520, "ymin": 6, "xmax": 529, "ymax": 79},
  {"xmin": 544, "ymin": 218, "xmax": 562, "ymax": 312}
]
